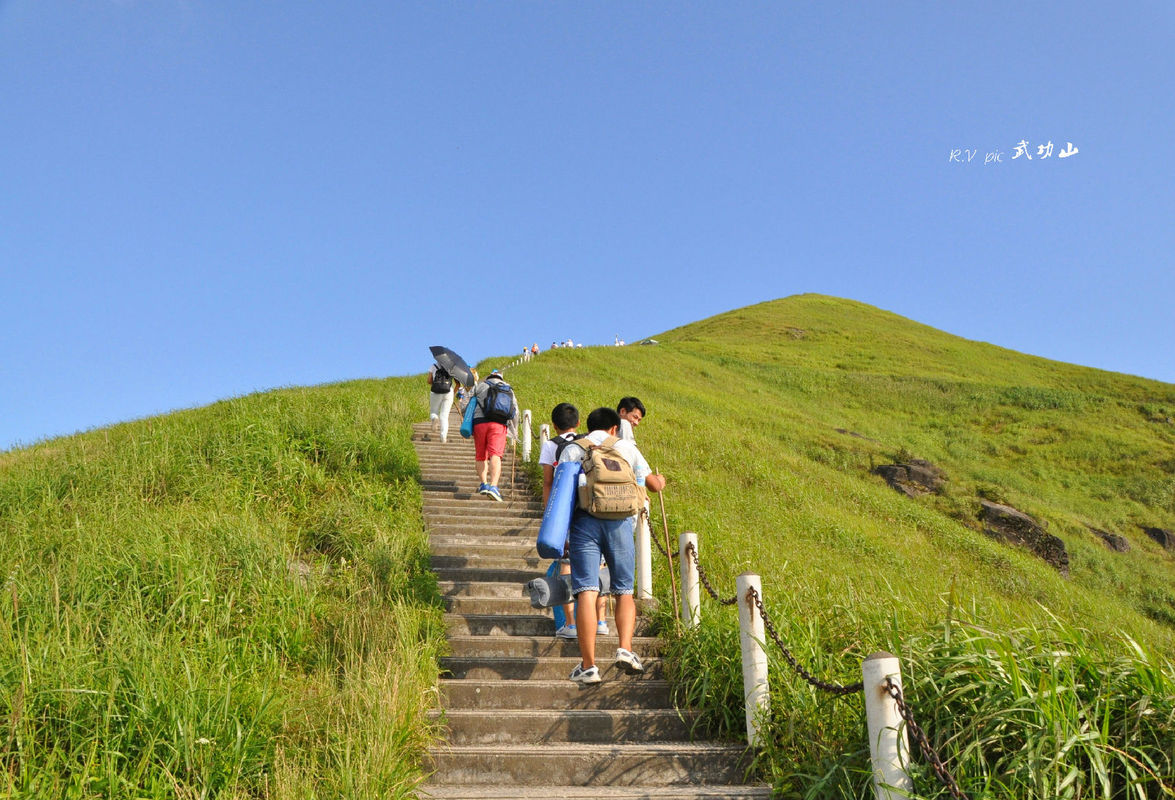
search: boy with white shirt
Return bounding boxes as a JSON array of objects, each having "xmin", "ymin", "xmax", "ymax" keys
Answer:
[{"xmin": 558, "ymin": 407, "xmax": 666, "ymax": 684}]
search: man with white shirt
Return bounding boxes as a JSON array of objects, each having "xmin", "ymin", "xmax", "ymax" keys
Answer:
[
  {"xmin": 616, "ymin": 396, "xmax": 645, "ymax": 443},
  {"xmin": 558, "ymin": 407, "xmax": 666, "ymax": 684}
]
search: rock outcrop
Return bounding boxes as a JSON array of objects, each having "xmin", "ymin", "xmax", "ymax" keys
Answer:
[
  {"xmin": 1087, "ymin": 526, "xmax": 1131, "ymax": 553},
  {"xmin": 979, "ymin": 500, "xmax": 1069, "ymax": 576},
  {"xmin": 874, "ymin": 459, "xmax": 944, "ymax": 497},
  {"xmin": 1143, "ymin": 527, "xmax": 1175, "ymax": 552}
]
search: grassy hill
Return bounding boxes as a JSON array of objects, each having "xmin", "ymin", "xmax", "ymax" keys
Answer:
[
  {"xmin": 492, "ymin": 294, "xmax": 1175, "ymax": 798},
  {"xmin": 506, "ymin": 295, "xmax": 1175, "ymax": 645},
  {"xmin": 2, "ymin": 293, "xmax": 1172, "ymax": 798}
]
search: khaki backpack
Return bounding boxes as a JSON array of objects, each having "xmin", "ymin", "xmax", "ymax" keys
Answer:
[{"xmin": 576, "ymin": 435, "xmax": 647, "ymax": 519}]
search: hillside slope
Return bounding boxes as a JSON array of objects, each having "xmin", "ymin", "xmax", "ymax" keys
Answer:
[
  {"xmin": 3, "ymin": 293, "xmax": 1172, "ymax": 798},
  {"xmin": 498, "ymin": 294, "xmax": 1175, "ymax": 652}
]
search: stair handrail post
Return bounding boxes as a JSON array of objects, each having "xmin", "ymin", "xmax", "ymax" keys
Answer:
[
  {"xmin": 862, "ymin": 652, "xmax": 913, "ymax": 800},
  {"xmin": 679, "ymin": 532, "xmax": 700, "ymax": 628},
  {"xmin": 521, "ymin": 409, "xmax": 532, "ymax": 462},
  {"xmin": 539, "ymin": 423, "xmax": 550, "ymax": 452},
  {"xmin": 636, "ymin": 506, "xmax": 653, "ymax": 603},
  {"xmin": 736, "ymin": 573, "xmax": 770, "ymax": 748}
]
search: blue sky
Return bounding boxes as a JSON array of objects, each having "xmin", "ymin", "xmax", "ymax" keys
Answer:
[{"xmin": 3, "ymin": 2, "xmax": 1173, "ymax": 450}]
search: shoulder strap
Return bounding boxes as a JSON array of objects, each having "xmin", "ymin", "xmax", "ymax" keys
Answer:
[{"xmin": 600, "ymin": 435, "xmax": 621, "ymax": 449}]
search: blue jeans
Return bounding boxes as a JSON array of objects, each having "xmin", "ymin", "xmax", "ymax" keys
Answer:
[{"xmin": 568, "ymin": 511, "xmax": 635, "ymax": 597}]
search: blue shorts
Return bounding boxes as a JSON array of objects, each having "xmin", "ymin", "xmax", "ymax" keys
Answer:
[{"xmin": 568, "ymin": 511, "xmax": 635, "ymax": 597}]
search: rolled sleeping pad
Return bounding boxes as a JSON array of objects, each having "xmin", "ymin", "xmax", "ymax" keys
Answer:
[
  {"xmin": 524, "ymin": 572, "xmax": 573, "ymax": 609},
  {"xmin": 523, "ymin": 567, "xmax": 612, "ymax": 609},
  {"xmin": 536, "ymin": 461, "xmax": 580, "ymax": 559}
]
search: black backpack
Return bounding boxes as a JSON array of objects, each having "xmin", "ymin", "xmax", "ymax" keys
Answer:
[
  {"xmin": 481, "ymin": 380, "xmax": 515, "ymax": 423},
  {"xmin": 431, "ymin": 365, "xmax": 452, "ymax": 394},
  {"xmin": 553, "ymin": 432, "xmax": 585, "ymax": 461}
]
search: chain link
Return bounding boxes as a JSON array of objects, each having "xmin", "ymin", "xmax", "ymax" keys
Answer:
[
  {"xmin": 684, "ymin": 541, "xmax": 739, "ymax": 605},
  {"xmin": 645, "ymin": 507, "xmax": 679, "ymax": 561},
  {"xmin": 884, "ymin": 677, "xmax": 969, "ymax": 800},
  {"xmin": 746, "ymin": 586, "xmax": 865, "ymax": 696}
]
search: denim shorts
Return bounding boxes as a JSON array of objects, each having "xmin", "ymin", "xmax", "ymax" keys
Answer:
[{"xmin": 568, "ymin": 511, "xmax": 635, "ymax": 596}]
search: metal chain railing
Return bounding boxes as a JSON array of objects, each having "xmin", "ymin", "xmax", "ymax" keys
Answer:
[
  {"xmin": 747, "ymin": 585, "xmax": 864, "ymax": 696},
  {"xmin": 683, "ymin": 535, "xmax": 969, "ymax": 798},
  {"xmin": 885, "ymin": 677, "xmax": 970, "ymax": 800},
  {"xmin": 684, "ymin": 541, "xmax": 738, "ymax": 606}
]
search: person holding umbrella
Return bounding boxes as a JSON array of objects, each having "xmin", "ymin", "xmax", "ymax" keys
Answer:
[{"xmin": 428, "ymin": 346, "xmax": 477, "ymax": 442}]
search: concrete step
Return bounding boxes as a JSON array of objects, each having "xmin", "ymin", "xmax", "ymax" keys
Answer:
[
  {"xmin": 431, "ymin": 708, "xmax": 692, "ymax": 744},
  {"xmin": 426, "ymin": 743, "xmax": 753, "ymax": 786},
  {"xmin": 421, "ymin": 481, "xmax": 531, "ymax": 496},
  {"xmin": 430, "ymin": 535, "xmax": 542, "ymax": 554},
  {"xmin": 443, "ymin": 596, "xmax": 562, "ymax": 615},
  {"xmin": 431, "ymin": 554, "xmax": 547, "ymax": 571},
  {"xmin": 425, "ymin": 521, "xmax": 538, "ymax": 540},
  {"xmin": 425, "ymin": 508, "xmax": 543, "ymax": 521},
  {"xmin": 445, "ymin": 635, "xmax": 665, "ymax": 659},
  {"xmin": 445, "ymin": 613, "xmax": 556, "ymax": 637},
  {"xmin": 426, "ymin": 522, "xmax": 541, "ymax": 538},
  {"xmin": 439, "ymin": 580, "xmax": 540, "ymax": 599},
  {"xmin": 440, "ymin": 655, "xmax": 665, "ymax": 681},
  {"xmin": 433, "ymin": 567, "xmax": 546, "ymax": 585},
  {"xmin": 420, "ymin": 787, "xmax": 773, "ymax": 800},
  {"xmin": 426, "ymin": 497, "xmax": 543, "ymax": 513},
  {"xmin": 445, "ymin": 614, "xmax": 653, "ymax": 638},
  {"xmin": 440, "ymin": 679, "xmax": 672, "ymax": 710}
]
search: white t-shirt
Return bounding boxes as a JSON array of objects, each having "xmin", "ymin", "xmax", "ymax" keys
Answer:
[
  {"xmin": 618, "ymin": 418, "xmax": 636, "ymax": 442},
  {"xmin": 557, "ymin": 430, "xmax": 651, "ymax": 485},
  {"xmin": 538, "ymin": 432, "xmax": 578, "ymax": 467}
]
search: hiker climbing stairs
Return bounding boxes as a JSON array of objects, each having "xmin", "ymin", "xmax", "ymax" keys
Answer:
[{"xmin": 416, "ymin": 407, "xmax": 771, "ymax": 799}]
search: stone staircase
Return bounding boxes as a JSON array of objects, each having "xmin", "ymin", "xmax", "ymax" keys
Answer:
[{"xmin": 416, "ymin": 411, "xmax": 771, "ymax": 799}]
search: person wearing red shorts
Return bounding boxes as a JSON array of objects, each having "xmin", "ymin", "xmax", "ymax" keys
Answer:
[{"xmin": 470, "ymin": 370, "xmax": 519, "ymax": 502}]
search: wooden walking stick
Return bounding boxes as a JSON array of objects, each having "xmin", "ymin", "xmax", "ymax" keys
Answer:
[{"xmin": 657, "ymin": 490, "xmax": 681, "ymax": 631}]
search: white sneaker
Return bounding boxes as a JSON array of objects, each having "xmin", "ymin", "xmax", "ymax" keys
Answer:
[
  {"xmin": 597, "ymin": 620, "xmax": 609, "ymax": 635},
  {"xmin": 555, "ymin": 624, "xmax": 578, "ymax": 639},
  {"xmin": 569, "ymin": 663, "xmax": 601, "ymax": 684},
  {"xmin": 615, "ymin": 647, "xmax": 644, "ymax": 673}
]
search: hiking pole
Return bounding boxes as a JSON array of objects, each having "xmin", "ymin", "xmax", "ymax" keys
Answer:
[
  {"xmin": 657, "ymin": 490, "xmax": 681, "ymax": 632},
  {"xmin": 510, "ymin": 438, "xmax": 517, "ymax": 496}
]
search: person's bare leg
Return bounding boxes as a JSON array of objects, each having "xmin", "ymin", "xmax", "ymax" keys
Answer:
[
  {"xmin": 560, "ymin": 561, "xmax": 574, "ymax": 629},
  {"xmin": 575, "ymin": 589, "xmax": 599, "ymax": 668},
  {"xmin": 614, "ymin": 594, "xmax": 636, "ymax": 653},
  {"xmin": 476, "ymin": 459, "xmax": 488, "ymax": 484},
  {"xmin": 489, "ymin": 455, "xmax": 502, "ymax": 486}
]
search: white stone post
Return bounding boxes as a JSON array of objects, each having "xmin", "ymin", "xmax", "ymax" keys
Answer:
[
  {"xmin": 521, "ymin": 409, "xmax": 532, "ymax": 462},
  {"xmin": 539, "ymin": 424, "xmax": 550, "ymax": 452},
  {"xmin": 679, "ymin": 532, "xmax": 700, "ymax": 628},
  {"xmin": 862, "ymin": 652, "xmax": 913, "ymax": 800},
  {"xmin": 635, "ymin": 509, "xmax": 653, "ymax": 603},
  {"xmin": 736, "ymin": 573, "xmax": 770, "ymax": 748}
]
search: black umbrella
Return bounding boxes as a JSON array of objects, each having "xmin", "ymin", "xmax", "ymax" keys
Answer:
[{"xmin": 429, "ymin": 345, "xmax": 476, "ymax": 388}]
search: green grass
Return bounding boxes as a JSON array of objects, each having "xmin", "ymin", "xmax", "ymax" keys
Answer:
[
  {"xmin": 490, "ymin": 294, "xmax": 1175, "ymax": 798},
  {"xmin": 4, "ymin": 293, "xmax": 1174, "ymax": 798},
  {"xmin": 0, "ymin": 379, "xmax": 444, "ymax": 798}
]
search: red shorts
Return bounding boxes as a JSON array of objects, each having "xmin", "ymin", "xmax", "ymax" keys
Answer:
[{"xmin": 473, "ymin": 422, "xmax": 507, "ymax": 461}]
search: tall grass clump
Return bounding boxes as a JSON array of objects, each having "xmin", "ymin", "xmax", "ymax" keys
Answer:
[{"xmin": 0, "ymin": 378, "xmax": 444, "ymax": 798}]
